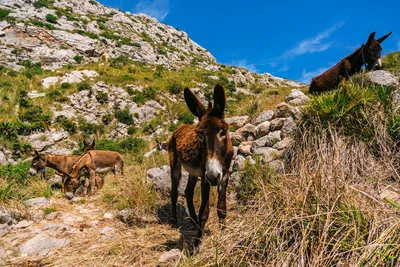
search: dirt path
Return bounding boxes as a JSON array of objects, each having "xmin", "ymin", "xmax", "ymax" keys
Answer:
[{"xmin": 0, "ymin": 195, "xmax": 200, "ymax": 266}]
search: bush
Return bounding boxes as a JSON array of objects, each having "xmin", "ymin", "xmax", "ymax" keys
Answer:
[
  {"xmin": 101, "ymin": 113, "xmax": 113, "ymax": 125},
  {"xmin": 0, "ymin": 162, "xmax": 30, "ymax": 184},
  {"xmin": 95, "ymin": 91, "xmax": 108, "ymax": 104},
  {"xmin": 78, "ymin": 119, "xmax": 104, "ymax": 135},
  {"xmin": 21, "ymin": 60, "xmax": 44, "ymax": 78},
  {"xmin": 115, "ymin": 109, "xmax": 134, "ymax": 125},
  {"xmin": 73, "ymin": 55, "xmax": 83, "ymax": 64},
  {"xmin": 110, "ymin": 56, "xmax": 132, "ymax": 69},
  {"xmin": 33, "ymin": 0, "xmax": 54, "ymax": 8},
  {"xmin": 60, "ymin": 82, "xmax": 71, "ymax": 89},
  {"xmin": 46, "ymin": 89, "xmax": 67, "ymax": 102},
  {"xmin": 19, "ymin": 105, "xmax": 51, "ymax": 126},
  {"xmin": 178, "ymin": 111, "xmax": 195, "ymax": 124},
  {"xmin": 55, "ymin": 116, "xmax": 77, "ymax": 133},
  {"xmin": 166, "ymin": 81, "xmax": 183, "ymax": 95},
  {"xmin": 0, "ymin": 8, "xmax": 10, "ymax": 20},
  {"xmin": 77, "ymin": 81, "xmax": 91, "ymax": 91},
  {"xmin": 95, "ymin": 137, "xmax": 145, "ymax": 154},
  {"xmin": 45, "ymin": 14, "xmax": 58, "ymax": 24}
]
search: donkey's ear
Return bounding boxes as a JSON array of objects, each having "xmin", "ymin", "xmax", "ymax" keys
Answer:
[
  {"xmin": 184, "ymin": 88, "xmax": 206, "ymax": 119},
  {"xmin": 377, "ymin": 31, "xmax": 392, "ymax": 43},
  {"xmin": 366, "ymin": 32, "xmax": 376, "ymax": 46},
  {"xmin": 209, "ymin": 84, "xmax": 226, "ymax": 119},
  {"xmin": 34, "ymin": 150, "xmax": 39, "ymax": 156}
]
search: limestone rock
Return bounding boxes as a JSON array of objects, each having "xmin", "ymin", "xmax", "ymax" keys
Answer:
[
  {"xmin": 20, "ymin": 233, "xmax": 70, "ymax": 257},
  {"xmin": 366, "ymin": 70, "xmax": 399, "ymax": 88},
  {"xmin": 146, "ymin": 166, "xmax": 189, "ymax": 196},
  {"xmin": 254, "ymin": 110, "xmax": 274, "ymax": 125},
  {"xmin": 158, "ymin": 249, "xmax": 183, "ymax": 263},
  {"xmin": 24, "ymin": 197, "xmax": 49, "ymax": 208}
]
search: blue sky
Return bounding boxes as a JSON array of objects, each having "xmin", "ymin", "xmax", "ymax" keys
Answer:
[{"xmin": 99, "ymin": 0, "xmax": 400, "ymax": 83}]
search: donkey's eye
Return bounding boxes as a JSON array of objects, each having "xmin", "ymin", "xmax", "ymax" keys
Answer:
[{"xmin": 220, "ymin": 130, "xmax": 226, "ymax": 139}]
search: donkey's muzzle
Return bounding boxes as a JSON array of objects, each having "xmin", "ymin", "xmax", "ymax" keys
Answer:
[{"xmin": 29, "ymin": 168, "xmax": 37, "ymax": 176}]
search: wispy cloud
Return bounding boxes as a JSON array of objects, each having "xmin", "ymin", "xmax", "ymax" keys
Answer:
[
  {"xmin": 300, "ymin": 66, "xmax": 330, "ymax": 84},
  {"xmin": 229, "ymin": 59, "xmax": 258, "ymax": 73},
  {"xmin": 281, "ymin": 22, "xmax": 345, "ymax": 60},
  {"xmin": 135, "ymin": 0, "xmax": 169, "ymax": 21}
]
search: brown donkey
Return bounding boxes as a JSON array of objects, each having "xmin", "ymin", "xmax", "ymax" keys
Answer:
[
  {"xmin": 309, "ymin": 31, "xmax": 392, "ymax": 94},
  {"xmin": 169, "ymin": 84, "xmax": 234, "ymax": 244},
  {"xmin": 67, "ymin": 150, "xmax": 124, "ymax": 198}
]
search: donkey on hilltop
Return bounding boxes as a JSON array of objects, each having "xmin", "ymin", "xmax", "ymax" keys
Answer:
[
  {"xmin": 309, "ymin": 31, "xmax": 392, "ymax": 94},
  {"xmin": 169, "ymin": 84, "xmax": 234, "ymax": 244},
  {"xmin": 67, "ymin": 150, "xmax": 124, "ymax": 198}
]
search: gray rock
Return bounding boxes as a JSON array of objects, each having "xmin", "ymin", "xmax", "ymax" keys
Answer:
[
  {"xmin": 119, "ymin": 209, "xmax": 133, "ymax": 224},
  {"xmin": 253, "ymin": 147, "xmax": 281, "ymax": 163},
  {"xmin": 13, "ymin": 220, "xmax": 33, "ymax": 229},
  {"xmin": 23, "ymin": 197, "xmax": 49, "ymax": 208},
  {"xmin": 0, "ymin": 223, "xmax": 10, "ymax": 237},
  {"xmin": 0, "ymin": 151, "xmax": 7, "ymax": 165},
  {"xmin": 238, "ymin": 141, "xmax": 253, "ymax": 156},
  {"xmin": 255, "ymin": 121, "xmax": 271, "ymax": 138},
  {"xmin": 158, "ymin": 249, "xmax": 183, "ymax": 263},
  {"xmin": 282, "ymin": 117, "xmax": 296, "ymax": 136},
  {"xmin": 20, "ymin": 233, "xmax": 70, "ymax": 257},
  {"xmin": 230, "ymin": 171, "xmax": 242, "ymax": 188},
  {"xmin": 254, "ymin": 110, "xmax": 274, "ymax": 125},
  {"xmin": 274, "ymin": 103, "xmax": 294, "ymax": 118},
  {"xmin": 366, "ymin": 70, "xmax": 400, "ymax": 88},
  {"xmin": 45, "ymin": 212, "xmax": 59, "ymax": 220},
  {"xmin": 100, "ymin": 227, "xmax": 115, "ymax": 239},
  {"xmin": 264, "ymin": 131, "xmax": 282, "ymax": 147},
  {"xmin": 268, "ymin": 160, "xmax": 285, "ymax": 173},
  {"xmin": 270, "ymin": 118, "xmax": 286, "ymax": 131},
  {"xmin": 225, "ymin": 116, "xmax": 249, "ymax": 131},
  {"xmin": 286, "ymin": 89, "xmax": 311, "ymax": 106},
  {"xmin": 25, "ymin": 130, "xmax": 69, "ymax": 152},
  {"xmin": 273, "ymin": 138, "xmax": 294, "ymax": 150},
  {"xmin": 231, "ymin": 124, "xmax": 256, "ymax": 146},
  {"xmin": 146, "ymin": 166, "xmax": 189, "ymax": 196},
  {"xmin": 0, "ymin": 211, "xmax": 12, "ymax": 225},
  {"xmin": 233, "ymin": 155, "xmax": 246, "ymax": 172}
]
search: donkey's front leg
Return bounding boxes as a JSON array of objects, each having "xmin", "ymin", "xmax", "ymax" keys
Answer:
[
  {"xmin": 185, "ymin": 175, "xmax": 199, "ymax": 226},
  {"xmin": 196, "ymin": 181, "xmax": 210, "ymax": 244},
  {"xmin": 217, "ymin": 173, "xmax": 229, "ymax": 225},
  {"xmin": 88, "ymin": 169, "xmax": 97, "ymax": 196},
  {"xmin": 170, "ymin": 160, "xmax": 181, "ymax": 227}
]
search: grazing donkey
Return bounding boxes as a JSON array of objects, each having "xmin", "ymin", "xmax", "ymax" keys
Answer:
[
  {"xmin": 29, "ymin": 150, "xmax": 102, "ymax": 197},
  {"xmin": 169, "ymin": 84, "xmax": 234, "ymax": 244},
  {"xmin": 309, "ymin": 31, "xmax": 392, "ymax": 94},
  {"xmin": 67, "ymin": 150, "xmax": 124, "ymax": 198}
]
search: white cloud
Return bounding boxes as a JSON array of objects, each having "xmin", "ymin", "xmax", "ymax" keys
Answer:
[
  {"xmin": 280, "ymin": 22, "xmax": 345, "ymax": 60},
  {"xmin": 135, "ymin": 0, "xmax": 169, "ymax": 22},
  {"xmin": 300, "ymin": 67, "xmax": 329, "ymax": 84},
  {"xmin": 229, "ymin": 59, "xmax": 258, "ymax": 73}
]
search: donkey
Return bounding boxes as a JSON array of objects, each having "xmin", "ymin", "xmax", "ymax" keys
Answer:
[
  {"xmin": 169, "ymin": 84, "xmax": 234, "ymax": 244},
  {"xmin": 309, "ymin": 31, "xmax": 392, "ymax": 94},
  {"xmin": 67, "ymin": 150, "xmax": 124, "ymax": 198},
  {"xmin": 29, "ymin": 150, "xmax": 103, "ymax": 196}
]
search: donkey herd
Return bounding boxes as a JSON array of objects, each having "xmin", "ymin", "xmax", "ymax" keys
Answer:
[{"xmin": 27, "ymin": 31, "xmax": 392, "ymax": 244}]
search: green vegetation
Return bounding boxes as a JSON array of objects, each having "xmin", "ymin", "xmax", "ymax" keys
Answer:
[
  {"xmin": 383, "ymin": 51, "xmax": 400, "ymax": 72},
  {"xmin": 73, "ymin": 55, "xmax": 84, "ymax": 64},
  {"xmin": 0, "ymin": 8, "xmax": 10, "ymax": 20},
  {"xmin": 115, "ymin": 109, "xmax": 134, "ymax": 125},
  {"xmin": 45, "ymin": 14, "xmax": 58, "ymax": 24},
  {"xmin": 33, "ymin": 0, "xmax": 54, "ymax": 9}
]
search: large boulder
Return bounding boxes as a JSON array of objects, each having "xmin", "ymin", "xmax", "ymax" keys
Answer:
[
  {"xmin": 20, "ymin": 233, "xmax": 70, "ymax": 257},
  {"xmin": 225, "ymin": 116, "xmax": 250, "ymax": 131},
  {"xmin": 146, "ymin": 166, "xmax": 189, "ymax": 196},
  {"xmin": 253, "ymin": 110, "xmax": 274, "ymax": 125},
  {"xmin": 231, "ymin": 124, "xmax": 256, "ymax": 146},
  {"xmin": 253, "ymin": 147, "xmax": 281, "ymax": 163},
  {"xmin": 286, "ymin": 89, "xmax": 311, "ymax": 106},
  {"xmin": 366, "ymin": 70, "xmax": 400, "ymax": 88},
  {"xmin": 23, "ymin": 197, "xmax": 50, "ymax": 208}
]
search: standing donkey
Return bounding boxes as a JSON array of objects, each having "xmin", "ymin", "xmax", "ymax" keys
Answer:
[
  {"xmin": 309, "ymin": 31, "xmax": 392, "ymax": 94},
  {"xmin": 169, "ymin": 84, "xmax": 234, "ymax": 244}
]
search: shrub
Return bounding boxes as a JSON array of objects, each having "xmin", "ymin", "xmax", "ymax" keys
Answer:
[
  {"xmin": 115, "ymin": 109, "xmax": 134, "ymax": 125},
  {"xmin": 178, "ymin": 111, "xmax": 195, "ymax": 124},
  {"xmin": 45, "ymin": 14, "xmax": 58, "ymax": 24},
  {"xmin": 95, "ymin": 137, "xmax": 145, "ymax": 154},
  {"xmin": 127, "ymin": 126, "xmax": 138, "ymax": 135},
  {"xmin": 0, "ymin": 162, "xmax": 30, "ymax": 184},
  {"xmin": 78, "ymin": 119, "xmax": 104, "ymax": 134},
  {"xmin": 55, "ymin": 116, "xmax": 77, "ymax": 133},
  {"xmin": 0, "ymin": 121, "xmax": 18, "ymax": 140},
  {"xmin": 19, "ymin": 105, "xmax": 51, "ymax": 126},
  {"xmin": 95, "ymin": 91, "xmax": 108, "ymax": 104},
  {"xmin": 77, "ymin": 81, "xmax": 91, "ymax": 91},
  {"xmin": 110, "ymin": 56, "xmax": 132, "ymax": 69},
  {"xmin": 73, "ymin": 55, "xmax": 83, "ymax": 64},
  {"xmin": 166, "ymin": 81, "xmax": 183, "ymax": 95},
  {"xmin": 0, "ymin": 9, "xmax": 10, "ymax": 20},
  {"xmin": 33, "ymin": 0, "xmax": 54, "ymax": 8},
  {"xmin": 101, "ymin": 113, "xmax": 113, "ymax": 125},
  {"xmin": 21, "ymin": 60, "xmax": 44, "ymax": 78},
  {"xmin": 60, "ymin": 82, "xmax": 71, "ymax": 89}
]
